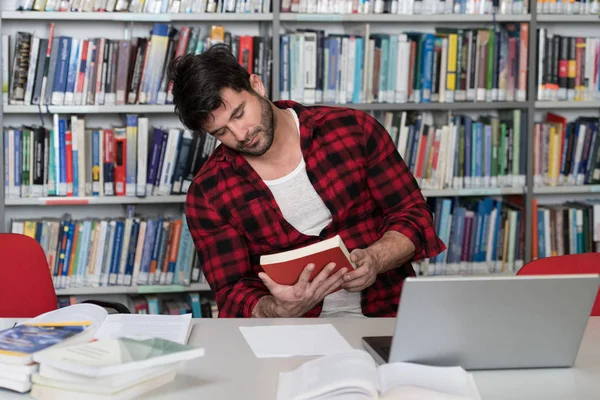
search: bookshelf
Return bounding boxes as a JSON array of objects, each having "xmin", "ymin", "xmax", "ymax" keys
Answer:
[{"xmin": 2, "ymin": 0, "xmax": 600, "ymax": 305}]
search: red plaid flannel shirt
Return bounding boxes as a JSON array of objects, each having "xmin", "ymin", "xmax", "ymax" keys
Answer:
[{"xmin": 185, "ymin": 100, "xmax": 446, "ymax": 318}]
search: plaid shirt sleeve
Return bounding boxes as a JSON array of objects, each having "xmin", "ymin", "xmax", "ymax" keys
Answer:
[
  {"xmin": 356, "ymin": 110, "xmax": 446, "ymax": 261},
  {"xmin": 185, "ymin": 181, "xmax": 268, "ymax": 318}
]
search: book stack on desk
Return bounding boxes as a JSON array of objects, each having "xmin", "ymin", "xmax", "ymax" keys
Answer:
[
  {"xmin": 0, "ymin": 303, "xmax": 199, "ymax": 398},
  {"xmin": 0, "ymin": 323, "xmax": 89, "ymax": 393},
  {"xmin": 28, "ymin": 337, "xmax": 205, "ymax": 400}
]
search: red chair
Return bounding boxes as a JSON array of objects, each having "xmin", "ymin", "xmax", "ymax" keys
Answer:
[
  {"xmin": 0, "ymin": 233, "xmax": 57, "ymax": 317},
  {"xmin": 517, "ymin": 253, "xmax": 600, "ymax": 316},
  {"xmin": 0, "ymin": 233, "xmax": 130, "ymax": 318}
]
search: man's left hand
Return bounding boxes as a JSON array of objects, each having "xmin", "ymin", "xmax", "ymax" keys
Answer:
[{"xmin": 342, "ymin": 248, "xmax": 382, "ymax": 292}]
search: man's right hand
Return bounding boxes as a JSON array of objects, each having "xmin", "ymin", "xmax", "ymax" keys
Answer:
[{"xmin": 254, "ymin": 262, "xmax": 348, "ymax": 318}]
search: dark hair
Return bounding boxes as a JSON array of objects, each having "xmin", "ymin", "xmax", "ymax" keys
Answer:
[{"xmin": 167, "ymin": 44, "xmax": 252, "ymax": 132}]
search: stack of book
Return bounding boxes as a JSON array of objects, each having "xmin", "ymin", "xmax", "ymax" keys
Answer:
[
  {"xmin": 0, "ymin": 322, "xmax": 90, "ymax": 393},
  {"xmin": 29, "ymin": 337, "xmax": 204, "ymax": 400},
  {"xmin": 0, "ymin": 303, "xmax": 202, "ymax": 398}
]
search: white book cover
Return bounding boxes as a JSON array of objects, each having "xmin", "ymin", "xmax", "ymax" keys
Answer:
[
  {"xmin": 438, "ymin": 37, "xmax": 448, "ymax": 104},
  {"xmin": 91, "ymin": 221, "xmax": 108, "ymax": 287},
  {"xmin": 303, "ymin": 32, "xmax": 317, "ymax": 105},
  {"xmin": 158, "ymin": 129, "xmax": 182, "ymax": 196},
  {"xmin": 136, "ymin": 118, "xmax": 149, "ymax": 197},
  {"xmin": 395, "ymin": 35, "xmax": 410, "ymax": 104},
  {"xmin": 2, "ymin": 34, "xmax": 9, "ymax": 105}
]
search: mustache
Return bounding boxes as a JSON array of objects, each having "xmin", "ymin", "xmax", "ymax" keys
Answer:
[{"xmin": 239, "ymin": 128, "xmax": 262, "ymax": 147}]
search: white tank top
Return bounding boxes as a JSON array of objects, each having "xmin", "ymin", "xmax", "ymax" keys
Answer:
[{"xmin": 263, "ymin": 109, "xmax": 363, "ymax": 317}]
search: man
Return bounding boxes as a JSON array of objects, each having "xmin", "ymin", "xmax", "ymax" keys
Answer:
[{"xmin": 168, "ymin": 44, "xmax": 445, "ymax": 318}]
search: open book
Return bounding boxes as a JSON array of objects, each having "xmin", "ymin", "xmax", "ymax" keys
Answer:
[
  {"xmin": 276, "ymin": 350, "xmax": 482, "ymax": 400},
  {"xmin": 23, "ymin": 303, "xmax": 193, "ymax": 345},
  {"xmin": 260, "ymin": 235, "xmax": 356, "ymax": 286}
]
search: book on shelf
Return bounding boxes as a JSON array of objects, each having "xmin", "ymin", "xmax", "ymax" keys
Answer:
[
  {"xmin": 372, "ymin": 110, "xmax": 527, "ymax": 190},
  {"xmin": 275, "ymin": 349, "xmax": 481, "ymax": 400},
  {"xmin": 536, "ymin": 0, "xmax": 598, "ymax": 15},
  {"xmin": 260, "ymin": 234, "xmax": 356, "ymax": 286},
  {"xmin": 280, "ymin": 23, "xmax": 528, "ymax": 105},
  {"xmin": 3, "ymin": 23, "xmax": 272, "ymax": 107},
  {"xmin": 533, "ymin": 114, "xmax": 600, "ymax": 187},
  {"xmin": 280, "ymin": 0, "xmax": 526, "ymax": 14},
  {"xmin": 415, "ymin": 196, "xmax": 524, "ymax": 276},
  {"xmin": 10, "ymin": 212, "xmax": 203, "ymax": 290},
  {"xmin": 16, "ymin": 0, "xmax": 271, "ymax": 13},
  {"xmin": 3, "ymin": 113, "xmax": 215, "ymax": 199},
  {"xmin": 532, "ymin": 199, "xmax": 600, "ymax": 259},
  {"xmin": 536, "ymin": 30, "xmax": 600, "ymax": 102}
]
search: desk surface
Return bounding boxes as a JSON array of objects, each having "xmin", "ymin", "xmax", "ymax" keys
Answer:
[{"xmin": 1, "ymin": 317, "xmax": 599, "ymax": 400}]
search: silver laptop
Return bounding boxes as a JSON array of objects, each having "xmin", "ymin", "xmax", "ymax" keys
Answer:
[{"xmin": 362, "ymin": 274, "xmax": 600, "ymax": 370}]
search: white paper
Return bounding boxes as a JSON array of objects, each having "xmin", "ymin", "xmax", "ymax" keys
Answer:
[
  {"xmin": 94, "ymin": 313, "xmax": 192, "ymax": 345},
  {"xmin": 239, "ymin": 324, "xmax": 353, "ymax": 358}
]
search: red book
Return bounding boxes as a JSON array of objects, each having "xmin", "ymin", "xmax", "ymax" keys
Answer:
[
  {"xmin": 65, "ymin": 130, "xmax": 73, "ymax": 197},
  {"xmin": 113, "ymin": 128, "xmax": 127, "ymax": 196},
  {"xmin": 260, "ymin": 235, "xmax": 356, "ymax": 286}
]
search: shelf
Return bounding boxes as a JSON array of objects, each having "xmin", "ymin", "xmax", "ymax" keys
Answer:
[
  {"xmin": 535, "ymin": 101, "xmax": 600, "ymax": 110},
  {"xmin": 2, "ymin": 104, "xmax": 175, "ymax": 114},
  {"xmin": 5, "ymin": 196, "xmax": 187, "ymax": 206},
  {"xmin": 0, "ymin": 11, "xmax": 274, "ymax": 21},
  {"xmin": 533, "ymin": 186, "xmax": 600, "ymax": 195},
  {"xmin": 55, "ymin": 283, "xmax": 211, "ymax": 296},
  {"xmin": 279, "ymin": 13, "xmax": 531, "ymax": 22},
  {"xmin": 537, "ymin": 14, "xmax": 600, "ymax": 23},
  {"xmin": 2, "ymin": 102, "xmax": 528, "ymax": 113},
  {"xmin": 322, "ymin": 101, "xmax": 527, "ymax": 111},
  {"xmin": 422, "ymin": 188, "xmax": 525, "ymax": 197}
]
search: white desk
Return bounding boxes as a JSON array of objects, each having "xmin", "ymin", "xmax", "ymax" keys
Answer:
[{"xmin": 1, "ymin": 317, "xmax": 599, "ymax": 400}]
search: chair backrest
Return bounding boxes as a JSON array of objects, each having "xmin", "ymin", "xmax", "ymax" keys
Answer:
[
  {"xmin": 0, "ymin": 233, "xmax": 57, "ymax": 317},
  {"xmin": 517, "ymin": 253, "xmax": 600, "ymax": 316}
]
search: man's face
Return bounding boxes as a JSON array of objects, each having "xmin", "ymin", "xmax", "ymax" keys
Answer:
[{"xmin": 203, "ymin": 87, "xmax": 275, "ymax": 157}]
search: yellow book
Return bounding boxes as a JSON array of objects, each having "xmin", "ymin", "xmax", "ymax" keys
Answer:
[
  {"xmin": 23, "ymin": 221, "xmax": 37, "ymax": 239},
  {"xmin": 446, "ymin": 33, "xmax": 458, "ymax": 94}
]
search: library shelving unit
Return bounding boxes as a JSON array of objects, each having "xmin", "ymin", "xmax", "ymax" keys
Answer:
[{"xmin": 2, "ymin": 0, "xmax": 599, "ymax": 299}]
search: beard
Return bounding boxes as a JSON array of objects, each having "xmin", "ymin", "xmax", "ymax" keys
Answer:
[{"xmin": 236, "ymin": 95, "xmax": 275, "ymax": 157}]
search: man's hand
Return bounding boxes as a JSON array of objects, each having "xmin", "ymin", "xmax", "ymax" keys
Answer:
[
  {"xmin": 256, "ymin": 262, "xmax": 348, "ymax": 318},
  {"xmin": 342, "ymin": 247, "xmax": 382, "ymax": 292}
]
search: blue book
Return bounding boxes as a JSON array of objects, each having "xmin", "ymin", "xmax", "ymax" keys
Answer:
[
  {"xmin": 0, "ymin": 324, "xmax": 86, "ymax": 364},
  {"xmin": 109, "ymin": 221, "xmax": 125, "ymax": 286},
  {"xmin": 353, "ymin": 37, "xmax": 364, "ymax": 103},
  {"xmin": 61, "ymin": 221, "xmax": 75, "ymax": 288},
  {"xmin": 421, "ymin": 33, "xmax": 435, "ymax": 103},
  {"xmin": 124, "ymin": 220, "xmax": 140, "ymax": 286},
  {"xmin": 138, "ymin": 219, "xmax": 158, "ymax": 285},
  {"xmin": 64, "ymin": 39, "xmax": 80, "ymax": 104},
  {"xmin": 484, "ymin": 124, "xmax": 492, "ymax": 187},
  {"xmin": 51, "ymin": 36, "xmax": 72, "ymax": 105},
  {"xmin": 58, "ymin": 118, "xmax": 67, "ymax": 196},
  {"xmin": 91, "ymin": 129, "xmax": 101, "ymax": 196}
]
